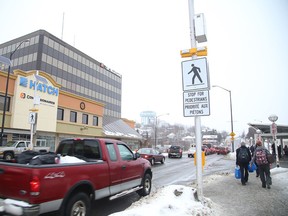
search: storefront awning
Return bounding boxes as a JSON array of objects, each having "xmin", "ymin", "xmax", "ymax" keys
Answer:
[
  {"xmin": 248, "ymin": 123, "xmax": 288, "ymax": 139},
  {"xmin": 103, "ymin": 116, "xmax": 142, "ymax": 140}
]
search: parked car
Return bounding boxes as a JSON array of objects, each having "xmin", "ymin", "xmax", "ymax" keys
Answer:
[
  {"xmin": 137, "ymin": 148, "xmax": 165, "ymax": 165},
  {"xmin": 168, "ymin": 145, "xmax": 183, "ymax": 158},
  {"xmin": 187, "ymin": 147, "xmax": 196, "ymax": 158},
  {"xmin": 209, "ymin": 146, "xmax": 217, "ymax": 154},
  {"xmin": 202, "ymin": 145, "xmax": 211, "ymax": 155},
  {"xmin": 216, "ymin": 146, "xmax": 230, "ymax": 155}
]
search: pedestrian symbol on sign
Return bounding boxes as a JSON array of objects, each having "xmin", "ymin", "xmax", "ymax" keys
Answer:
[
  {"xmin": 29, "ymin": 112, "xmax": 36, "ymax": 124},
  {"xmin": 181, "ymin": 58, "xmax": 209, "ymax": 91},
  {"xmin": 188, "ymin": 64, "xmax": 203, "ymax": 85}
]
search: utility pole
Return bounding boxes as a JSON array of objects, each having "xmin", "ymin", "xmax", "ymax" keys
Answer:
[
  {"xmin": 181, "ymin": 0, "xmax": 209, "ymax": 200},
  {"xmin": 188, "ymin": 0, "xmax": 203, "ymax": 200}
]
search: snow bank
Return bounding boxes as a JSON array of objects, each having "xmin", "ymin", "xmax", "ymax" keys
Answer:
[{"xmin": 110, "ymin": 185, "xmax": 215, "ymax": 216}]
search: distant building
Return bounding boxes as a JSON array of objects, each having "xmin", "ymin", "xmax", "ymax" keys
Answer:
[
  {"xmin": 140, "ymin": 111, "xmax": 156, "ymax": 126},
  {"xmin": 202, "ymin": 134, "xmax": 218, "ymax": 147}
]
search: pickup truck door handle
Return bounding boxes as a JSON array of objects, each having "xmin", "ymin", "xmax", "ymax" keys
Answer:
[
  {"xmin": 0, "ymin": 169, "xmax": 4, "ymax": 174},
  {"xmin": 121, "ymin": 165, "xmax": 126, "ymax": 170}
]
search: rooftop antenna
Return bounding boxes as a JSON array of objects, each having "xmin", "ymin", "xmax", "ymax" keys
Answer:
[{"xmin": 61, "ymin": 12, "xmax": 65, "ymax": 40}]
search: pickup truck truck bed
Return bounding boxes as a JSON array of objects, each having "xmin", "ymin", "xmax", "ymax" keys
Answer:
[{"xmin": 0, "ymin": 138, "xmax": 152, "ymax": 216}]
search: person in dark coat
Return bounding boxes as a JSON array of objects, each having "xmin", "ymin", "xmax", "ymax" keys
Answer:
[
  {"xmin": 236, "ymin": 142, "xmax": 252, "ymax": 185},
  {"xmin": 284, "ymin": 145, "xmax": 288, "ymax": 156},
  {"xmin": 271, "ymin": 143, "xmax": 276, "ymax": 155},
  {"xmin": 278, "ymin": 145, "xmax": 282, "ymax": 159}
]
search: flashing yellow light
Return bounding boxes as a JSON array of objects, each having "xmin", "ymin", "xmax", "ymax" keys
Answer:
[{"xmin": 180, "ymin": 47, "xmax": 207, "ymax": 58}]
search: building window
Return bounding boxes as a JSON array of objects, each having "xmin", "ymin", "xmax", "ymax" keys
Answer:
[
  {"xmin": 82, "ymin": 114, "xmax": 88, "ymax": 125},
  {"xmin": 0, "ymin": 95, "xmax": 10, "ymax": 112},
  {"xmin": 93, "ymin": 116, "xmax": 98, "ymax": 126},
  {"xmin": 70, "ymin": 111, "xmax": 77, "ymax": 123},
  {"xmin": 57, "ymin": 108, "xmax": 64, "ymax": 120}
]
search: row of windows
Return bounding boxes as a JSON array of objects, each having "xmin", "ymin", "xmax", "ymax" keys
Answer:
[
  {"xmin": 41, "ymin": 53, "xmax": 121, "ymax": 94},
  {"xmin": 41, "ymin": 45, "xmax": 122, "ymax": 91},
  {"xmin": 54, "ymin": 76, "xmax": 121, "ymax": 106},
  {"xmin": 44, "ymin": 36, "xmax": 121, "ymax": 80},
  {"xmin": 1, "ymin": 95, "xmax": 99, "ymax": 130},
  {"xmin": 0, "ymin": 36, "xmax": 39, "ymax": 56},
  {"xmin": 57, "ymin": 108, "xmax": 99, "ymax": 126},
  {"xmin": 0, "ymin": 52, "xmax": 37, "ymax": 72}
]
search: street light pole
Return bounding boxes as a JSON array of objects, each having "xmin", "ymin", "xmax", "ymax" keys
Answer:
[
  {"xmin": 0, "ymin": 39, "xmax": 30, "ymax": 146},
  {"xmin": 154, "ymin": 113, "xmax": 169, "ymax": 149},
  {"xmin": 212, "ymin": 85, "xmax": 235, "ymax": 152},
  {"xmin": 268, "ymin": 114, "xmax": 279, "ymax": 167}
]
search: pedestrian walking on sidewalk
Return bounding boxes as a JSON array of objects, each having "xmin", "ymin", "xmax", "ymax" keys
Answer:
[
  {"xmin": 252, "ymin": 140, "xmax": 272, "ymax": 189},
  {"xmin": 236, "ymin": 142, "xmax": 251, "ymax": 185}
]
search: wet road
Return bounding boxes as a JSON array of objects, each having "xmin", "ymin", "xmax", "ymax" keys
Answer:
[{"xmin": 91, "ymin": 153, "xmax": 229, "ymax": 216}]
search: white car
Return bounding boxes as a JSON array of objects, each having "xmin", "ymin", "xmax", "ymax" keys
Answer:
[{"xmin": 187, "ymin": 147, "xmax": 196, "ymax": 158}]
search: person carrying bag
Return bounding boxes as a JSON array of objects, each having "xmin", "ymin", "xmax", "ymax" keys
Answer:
[
  {"xmin": 251, "ymin": 140, "xmax": 272, "ymax": 189},
  {"xmin": 236, "ymin": 142, "xmax": 251, "ymax": 185}
]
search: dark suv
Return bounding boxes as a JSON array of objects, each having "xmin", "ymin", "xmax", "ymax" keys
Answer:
[{"xmin": 168, "ymin": 145, "xmax": 182, "ymax": 158}]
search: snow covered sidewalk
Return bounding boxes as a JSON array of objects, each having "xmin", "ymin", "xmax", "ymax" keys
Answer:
[
  {"xmin": 203, "ymin": 167, "xmax": 288, "ymax": 216},
  {"xmin": 110, "ymin": 154, "xmax": 288, "ymax": 216}
]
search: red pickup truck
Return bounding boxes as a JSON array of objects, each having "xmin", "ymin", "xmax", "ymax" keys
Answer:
[{"xmin": 0, "ymin": 138, "xmax": 152, "ymax": 216}]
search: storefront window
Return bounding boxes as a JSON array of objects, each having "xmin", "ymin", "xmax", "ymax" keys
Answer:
[
  {"xmin": 70, "ymin": 111, "xmax": 77, "ymax": 123},
  {"xmin": 0, "ymin": 95, "xmax": 10, "ymax": 111},
  {"xmin": 57, "ymin": 108, "xmax": 64, "ymax": 120},
  {"xmin": 93, "ymin": 116, "xmax": 98, "ymax": 126},
  {"xmin": 82, "ymin": 114, "xmax": 88, "ymax": 124}
]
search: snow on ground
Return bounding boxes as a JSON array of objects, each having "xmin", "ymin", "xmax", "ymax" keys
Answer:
[
  {"xmin": 110, "ymin": 184, "xmax": 215, "ymax": 216},
  {"xmin": 110, "ymin": 152, "xmax": 288, "ymax": 216}
]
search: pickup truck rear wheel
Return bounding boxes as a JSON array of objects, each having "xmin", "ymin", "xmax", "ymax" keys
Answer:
[
  {"xmin": 4, "ymin": 152, "xmax": 13, "ymax": 160},
  {"xmin": 137, "ymin": 173, "xmax": 151, "ymax": 196},
  {"xmin": 65, "ymin": 192, "xmax": 91, "ymax": 216}
]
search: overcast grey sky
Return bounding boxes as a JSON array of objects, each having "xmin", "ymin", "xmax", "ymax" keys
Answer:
[{"xmin": 1, "ymin": 0, "xmax": 288, "ymax": 136}]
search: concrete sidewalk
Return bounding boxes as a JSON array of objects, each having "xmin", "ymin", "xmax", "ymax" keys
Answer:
[{"xmin": 203, "ymin": 155, "xmax": 288, "ymax": 216}]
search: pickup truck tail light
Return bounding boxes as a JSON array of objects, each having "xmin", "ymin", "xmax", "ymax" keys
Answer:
[{"xmin": 30, "ymin": 176, "xmax": 40, "ymax": 196}]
